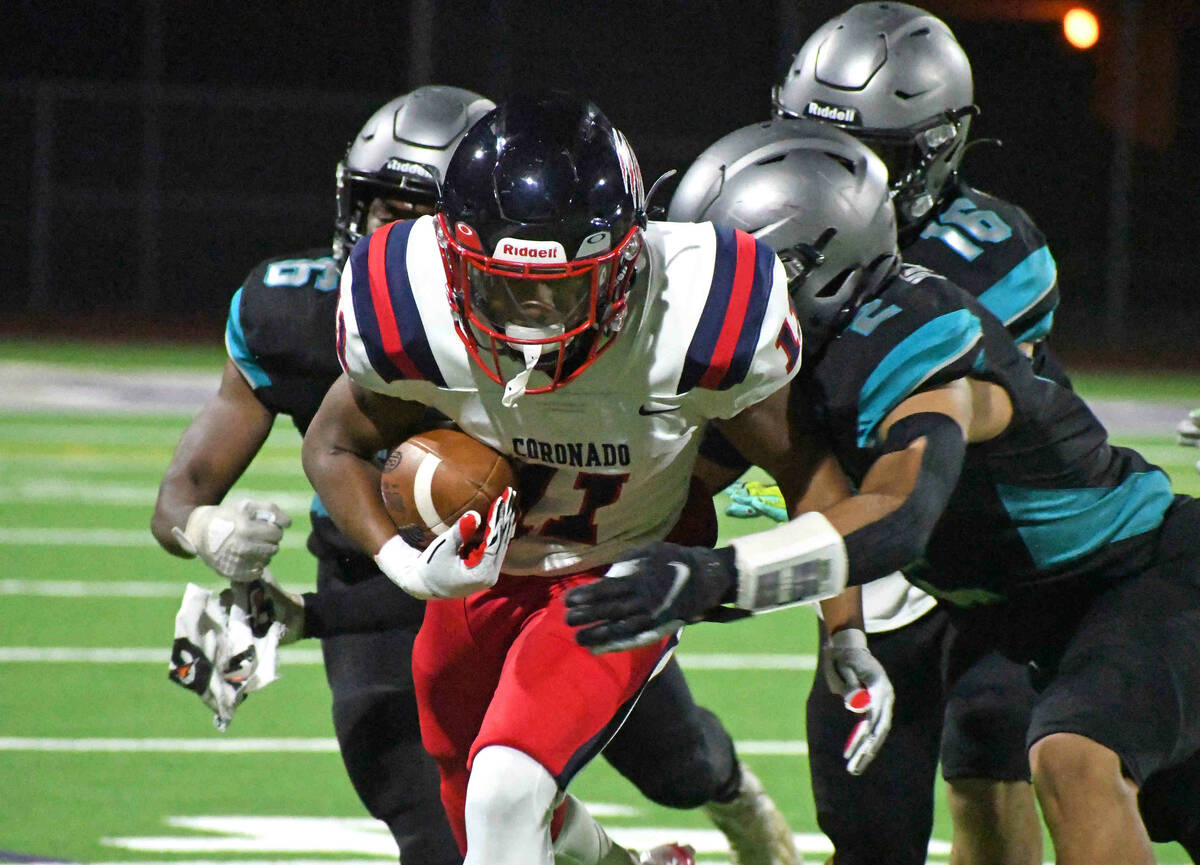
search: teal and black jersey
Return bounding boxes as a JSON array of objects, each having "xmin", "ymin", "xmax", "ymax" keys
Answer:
[
  {"xmin": 904, "ymin": 182, "xmax": 1058, "ymax": 348},
  {"xmin": 797, "ymin": 264, "xmax": 1173, "ymax": 609},
  {"xmin": 224, "ymin": 248, "xmax": 342, "ymax": 437}
]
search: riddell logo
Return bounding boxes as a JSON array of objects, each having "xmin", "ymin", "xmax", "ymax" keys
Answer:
[
  {"xmin": 494, "ymin": 237, "xmax": 566, "ymax": 264},
  {"xmin": 804, "ymin": 101, "xmax": 860, "ymax": 125},
  {"xmin": 383, "ymin": 159, "xmax": 435, "ymax": 181}
]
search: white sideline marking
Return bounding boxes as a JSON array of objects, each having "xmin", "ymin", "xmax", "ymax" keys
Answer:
[
  {"xmin": 0, "ymin": 645, "xmax": 815, "ymax": 669},
  {"xmin": 0, "ymin": 479, "xmax": 313, "ymax": 512}
]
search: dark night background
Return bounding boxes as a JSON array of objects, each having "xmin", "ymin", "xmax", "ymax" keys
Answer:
[{"xmin": 2, "ymin": 0, "xmax": 1198, "ymax": 367}]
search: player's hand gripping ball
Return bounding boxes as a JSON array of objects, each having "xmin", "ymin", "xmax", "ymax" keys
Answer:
[{"xmin": 380, "ymin": 429, "xmax": 517, "ymax": 548}]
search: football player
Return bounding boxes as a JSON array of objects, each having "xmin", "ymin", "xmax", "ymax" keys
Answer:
[
  {"xmin": 670, "ymin": 107, "xmax": 1044, "ymax": 865},
  {"xmin": 154, "ymin": 85, "xmax": 805, "ymax": 865},
  {"xmin": 301, "ymin": 93, "xmax": 889, "ymax": 865},
  {"xmin": 152, "ymin": 85, "xmax": 492, "ymax": 865},
  {"xmin": 565, "ymin": 120, "xmax": 1200, "ymax": 865},
  {"xmin": 681, "ymin": 5, "xmax": 1057, "ymax": 863}
]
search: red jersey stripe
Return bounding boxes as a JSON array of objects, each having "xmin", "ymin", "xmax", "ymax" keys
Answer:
[
  {"xmin": 366, "ymin": 221, "xmax": 422, "ymax": 381},
  {"xmin": 698, "ymin": 229, "xmax": 757, "ymax": 389}
]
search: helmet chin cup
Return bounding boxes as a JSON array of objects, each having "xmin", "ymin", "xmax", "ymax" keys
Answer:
[{"xmin": 503, "ymin": 323, "xmax": 563, "ymax": 351}]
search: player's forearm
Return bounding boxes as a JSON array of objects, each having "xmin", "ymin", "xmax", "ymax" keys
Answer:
[
  {"xmin": 303, "ymin": 376, "xmax": 429, "ymax": 556},
  {"xmin": 819, "ymin": 585, "xmax": 864, "ymax": 634},
  {"xmin": 152, "ymin": 481, "xmax": 203, "ymax": 556},
  {"xmin": 303, "ymin": 443, "xmax": 397, "ymax": 556},
  {"xmin": 152, "ymin": 362, "xmax": 275, "ymax": 555},
  {"xmin": 829, "ymin": 413, "xmax": 966, "ymax": 586}
]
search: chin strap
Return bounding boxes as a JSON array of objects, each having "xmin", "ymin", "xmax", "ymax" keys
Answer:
[{"xmin": 502, "ymin": 342, "xmax": 543, "ymax": 407}]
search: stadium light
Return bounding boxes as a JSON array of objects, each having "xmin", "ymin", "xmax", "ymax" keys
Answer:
[{"xmin": 1063, "ymin": 7, "xmax": 1100, "ymax": 49}]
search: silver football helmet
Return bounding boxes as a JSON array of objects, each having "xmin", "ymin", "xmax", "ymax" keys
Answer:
[
  {"xmin": 773, "ymin": 2, "xmax": 975, "ymax": 228},
  {"xmin": 333, "ymin": 85, "xmax": 495, "ymax": 263},
  {"xmin": 669, "ymin": 117, "xmax": 898, "ymax": 362}
]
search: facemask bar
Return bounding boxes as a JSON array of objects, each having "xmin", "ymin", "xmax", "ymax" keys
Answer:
[{"xmin": 435, "ymin": 215, "xmax": 642, "ymax": 395}]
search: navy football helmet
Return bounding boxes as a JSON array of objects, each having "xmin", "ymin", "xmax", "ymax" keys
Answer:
[
  {"xmin": 333, "ymin": 86, "xmax": 494, "ymax": 264},
  {"xmin": 435, "ymin": 93, "xmax": 646, "ymax": 399}
]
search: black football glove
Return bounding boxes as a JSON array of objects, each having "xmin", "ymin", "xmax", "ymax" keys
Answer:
[{"xmin": 565, "ymin": 542, "xmax": 745, "ymax": 654}]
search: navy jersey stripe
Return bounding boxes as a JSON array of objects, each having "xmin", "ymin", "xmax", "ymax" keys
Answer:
[
  {"xmin": 347, "ymin": 220, "xmax": 446, "ymax": 386},
  {"xmin": 678, "ymin": 226, "xmax": 774, "ymax": 393}
]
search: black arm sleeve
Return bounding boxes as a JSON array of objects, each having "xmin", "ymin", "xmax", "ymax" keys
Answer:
[
  {"xmin": 302, "ymin": 574, "xmax": 423, "ymax": 638},
  {"xmin": 842, "ymin": 411, "xmax": 966, "ymax": 586}
]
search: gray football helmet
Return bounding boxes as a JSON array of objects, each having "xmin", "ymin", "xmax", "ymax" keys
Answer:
[
  {"xmin": 333, "ymin": 85, "xmax": 495, "ymax": 263},
  {"xmin": 773, "ymin": 2, "xmax": 975, "ymax": 228},
  {"xmin": 669, "ymin": 118, "xmax": 899, "ymax": 363}
]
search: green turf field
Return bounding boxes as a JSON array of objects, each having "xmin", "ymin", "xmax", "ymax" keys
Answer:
[{"xmin": 1, "ymin": 345, "xmax": 1197, "ymax": 863}]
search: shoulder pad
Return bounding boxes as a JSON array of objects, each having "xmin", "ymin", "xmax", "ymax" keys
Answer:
[
  {"xmin": 340, "ymin": 219, "xmax": 449, "ymax": 387},
  {"xmin": 831, "ymin": 276, "xmax": 983, "ymax": 447},
  {"xmin": 677, "ymin": 224, "xmax": 793, "ymax": 393}
]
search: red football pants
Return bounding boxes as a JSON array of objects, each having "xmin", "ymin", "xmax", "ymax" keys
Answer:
[{"xmin": 411, "ymin": 571, "xmax": 672, "ymax": 852}]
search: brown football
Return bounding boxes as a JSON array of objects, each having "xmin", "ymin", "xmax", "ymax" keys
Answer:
[{"xmin": 380, "ymin": 428, "xmax": 517, "ymax": 548}]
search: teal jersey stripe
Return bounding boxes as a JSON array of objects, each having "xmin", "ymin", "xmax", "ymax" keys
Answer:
[
  {"xmin": 857, "ymin": 309, "xmax": 982, "ymax": 446},
  {"xmin": 310, "ymin": 493, "xmax": 328, "ymax": 517},
  {"xmin": 976, "ymin": 246, "xmax": 1057, "ymax": 326},
  {"xmin": 997, "ymin": 470, "xmax": 1173, "ymax": 570},
  {"xmin": 1013, "ymin": 309, "xmax": 1055, "ymax": 345},
  {"xmin": 224, "ymin": 287, "xmax": 271, "ymax": 389}
]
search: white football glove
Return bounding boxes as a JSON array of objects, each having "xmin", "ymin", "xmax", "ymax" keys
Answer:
[
  {"xmin": 822, "ymin": 627, "xmax": 894, "ymax": 775},
  {"xmin": 172, "ymin": 499, "xmax": 292, "ymax": 582},
  {"xmin": 375, "ymin": 487, "xmax": 517, "ymax": 600}
]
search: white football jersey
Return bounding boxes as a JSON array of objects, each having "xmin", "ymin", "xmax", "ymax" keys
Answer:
[{"xmin": 337, "ymin": 216, "xmax": 802, "ymax": 575}]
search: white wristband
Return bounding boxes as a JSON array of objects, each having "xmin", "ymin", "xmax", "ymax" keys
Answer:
[
  {"xmin": 374, "ymin": 535, "xmax": 434, "ymax": 599},
  {"xmin": 729, "ymin": 510, "xmax": 848, "ymax": 611}
]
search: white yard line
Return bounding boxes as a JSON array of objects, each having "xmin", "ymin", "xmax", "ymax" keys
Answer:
[
  {"xmin": 0, "ymin": 645, "xmax": 816, "ymax": 669},
  {"xmin": 0, "ymin": 736, "xmax": 808, "ymax": 755},
  {"xmin": 0, "ymin": 479, "xmax": 312, "ymax": 510}
]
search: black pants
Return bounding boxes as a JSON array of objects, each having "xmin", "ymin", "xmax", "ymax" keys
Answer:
[
  {"xmin": 316, "ymin": 555, "xmax": 460, "ymax": 865},
  {"xmin": 604, "ymin": 656, "xmax": 741, "ymax": 809},
  {"xmin": 807, "ymin": 609, "xmax": 1035, "ymax": 865}
]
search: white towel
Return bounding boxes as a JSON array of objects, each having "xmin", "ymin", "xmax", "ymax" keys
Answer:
[{"xmin": 168, "ymin": 576, "xmax": 283, "ymax": 731}]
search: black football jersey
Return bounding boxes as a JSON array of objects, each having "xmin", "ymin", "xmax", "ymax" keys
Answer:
[
  {"xmin": 904, "ymin": 182, "xmax": 1058, "ymax": 347},
  {"xmin": 797, "ymin": 265, "xmax": 1172, "ymax": 620},
  {"xmin": 225, "ymin": 249, "xmax": 343, "ymax": 436},
  {"xmin": 224, "ymin": 248, "xmax": 361, "ymax": 559}
]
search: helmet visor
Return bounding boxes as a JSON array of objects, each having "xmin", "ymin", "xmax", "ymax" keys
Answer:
[
  {"xmin": 852, "ymin": 110, "xmax": 973, "ymax": 188},
  {"xmin": 467, "ymin": 262, "xmax": 598, "ymax": 337}
]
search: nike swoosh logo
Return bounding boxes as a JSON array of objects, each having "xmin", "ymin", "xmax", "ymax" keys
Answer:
[
  {"xmin": 639, "ymin": 404, "xmax": 679, "ymax": 416},
  {"xmin": 651, "ymin": 562, "xmax": 691, "ymax": 617}
]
